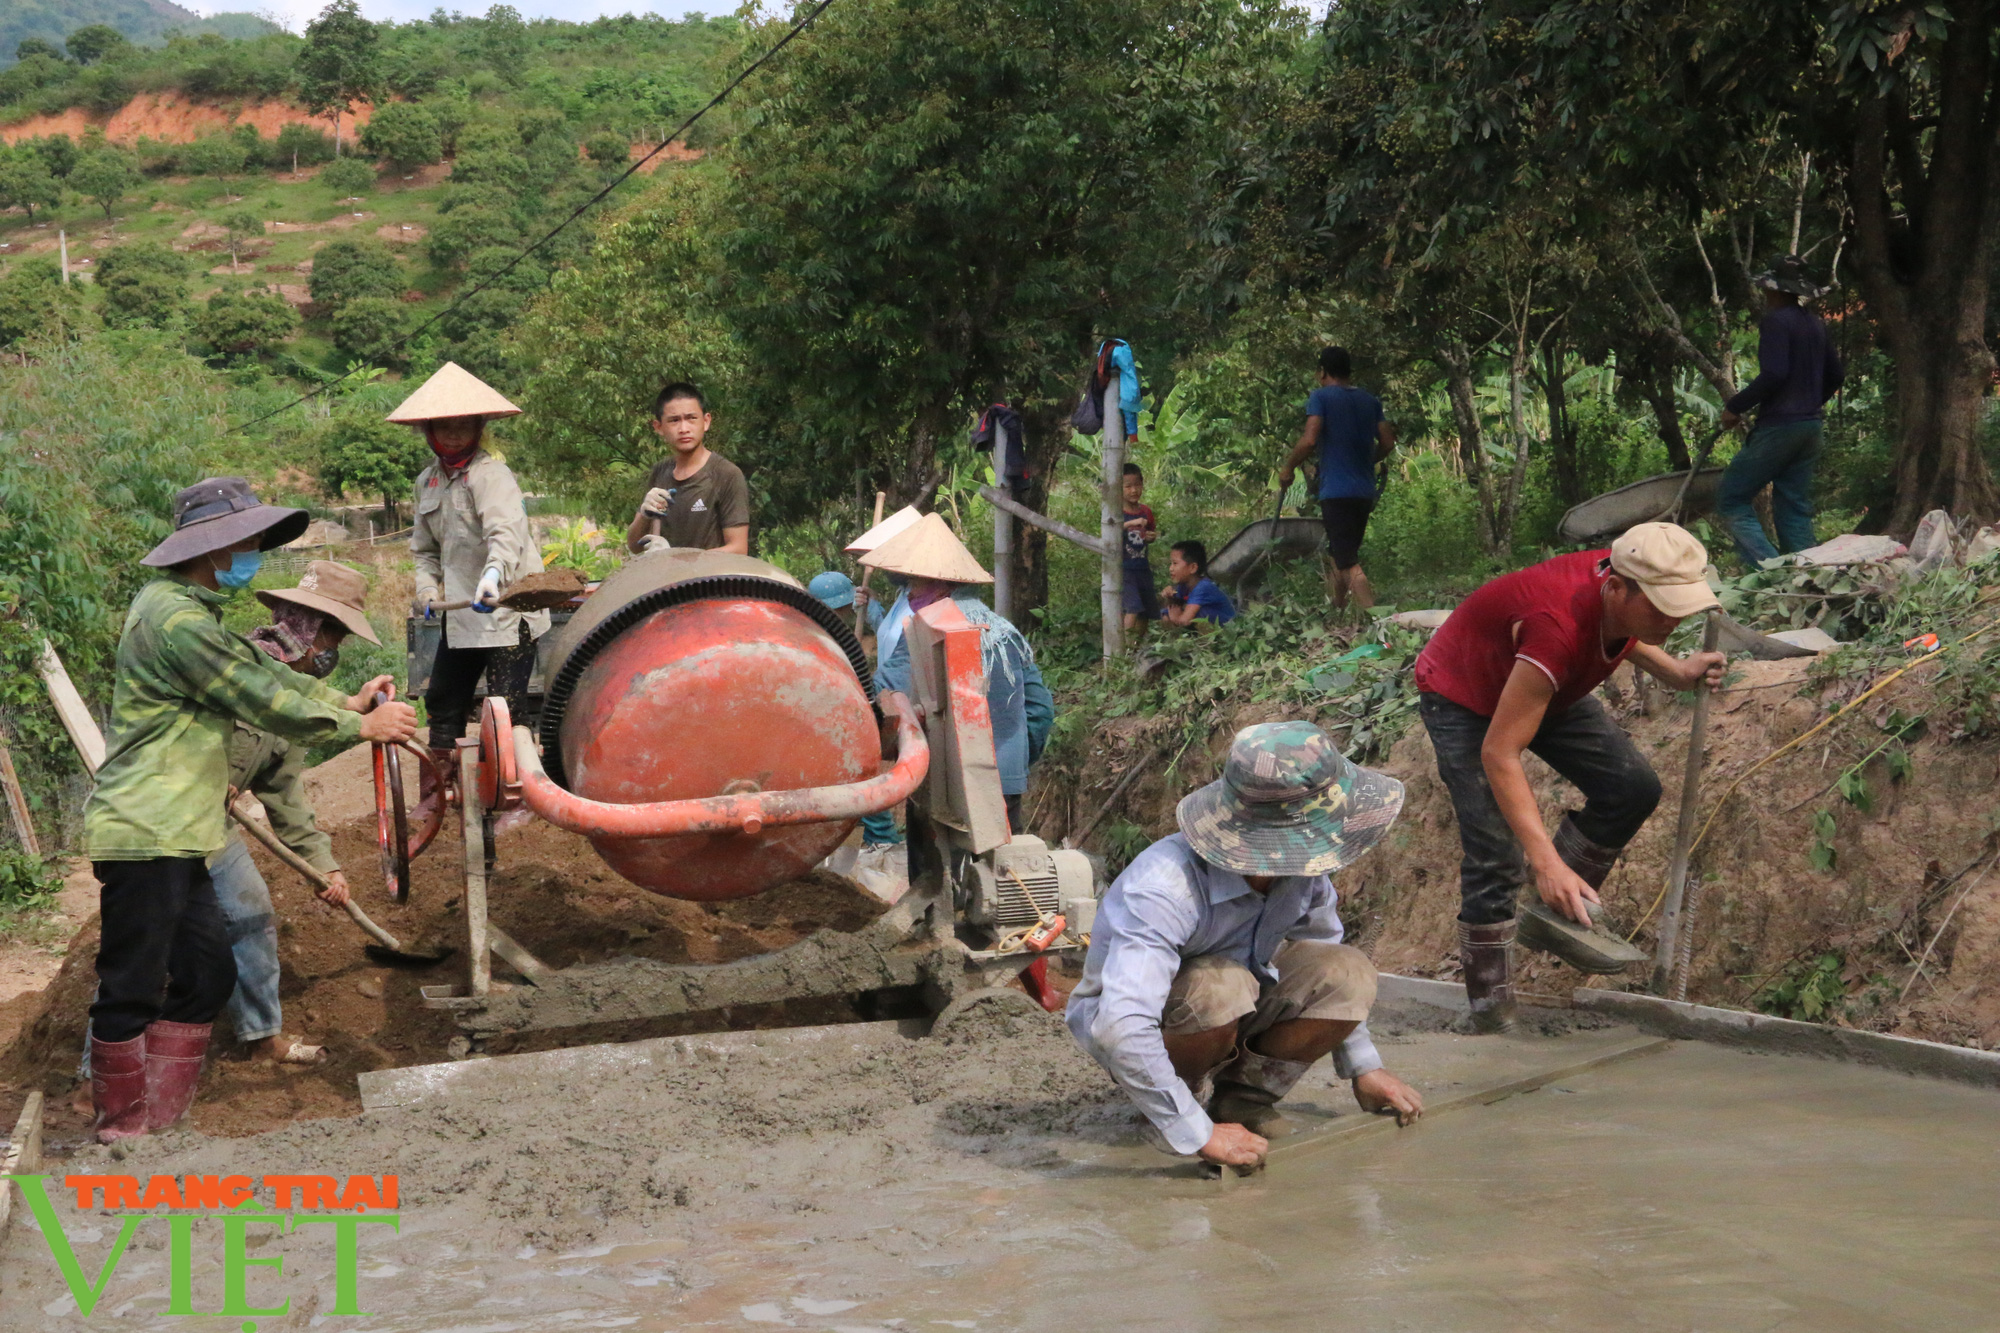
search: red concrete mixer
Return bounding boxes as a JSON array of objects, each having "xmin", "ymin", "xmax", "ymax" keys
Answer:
[
  {"xmin": 521, "ymin": 551, "xmax": 925, "ymax": 901},
  {"xmin": 379, "ymin": 550, "xmax": 1093, "ymax": 1047}
]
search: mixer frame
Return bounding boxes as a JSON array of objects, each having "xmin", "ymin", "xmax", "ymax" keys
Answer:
[{"xmin": 409, "ymin": 590, "xmax": 1091, "ymax": 1048}]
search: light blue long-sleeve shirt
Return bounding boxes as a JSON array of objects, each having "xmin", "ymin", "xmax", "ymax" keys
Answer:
[
  {"xmin": 1065, "ymin": 833, "xmax": 1382, "ymax": 1155},
  {"xmin": 876, "ymin": 587, "xmax": 1050, "ymax": 796}
]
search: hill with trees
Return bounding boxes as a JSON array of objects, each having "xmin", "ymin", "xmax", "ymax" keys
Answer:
[{"xmin": 1, "ymin": 2, "xmax": 278, "ymax": 70}]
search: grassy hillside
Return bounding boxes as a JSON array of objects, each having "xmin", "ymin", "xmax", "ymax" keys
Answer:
[{"xmin": 1, "ymin": 2, "xmax": 277, "ymax": 68}]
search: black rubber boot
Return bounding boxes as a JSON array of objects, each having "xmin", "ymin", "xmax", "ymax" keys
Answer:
[{"xmin": 1459, "ymin": 918, "xmax": 1518, "ymax": 1033}]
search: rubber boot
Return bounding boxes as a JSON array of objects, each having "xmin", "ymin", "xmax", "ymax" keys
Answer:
[
  {"xmin": 411, "ymin": 746, "xmax": 456, "ymax": 830},
  {"xmin": 1208, "ymin": 1045, "xmax": 1313, "ymax": 1138},
  {"xmin": 90, "ymin": 1031, "xmax": 148, "ymax": 1144},
  {"xmin": 1517, "ymin": 817, "xmax": 1649, "ymax": 974},
  {"xmin": 143, "ymin": 1020, "xmax": 212, "ymax": 1132},
  {"xmin": 1459, "ymin": 918, "xmax": 1518, "ymax": 1034}
]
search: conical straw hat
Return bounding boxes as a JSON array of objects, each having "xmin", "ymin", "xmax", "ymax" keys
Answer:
[
  {"xmin": 386, "ymin": 361, "xmax": 522, "ymax": 424},
  {"xmin": 844, "ymin": 504, "xmax": 924, "ymax": 555},
  {"xmin": 859, "ymin": 512, "xmax": 992, "ymax": 584}
]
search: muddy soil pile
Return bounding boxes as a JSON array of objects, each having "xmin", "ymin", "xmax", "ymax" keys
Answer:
[
  {"xmin": 1035, "ymin": 656, "xmax": 2000, "ymax": 1050},
  {"xmin": 0, "ymin": 741, "xmax": 892, "ymax": 1143}
]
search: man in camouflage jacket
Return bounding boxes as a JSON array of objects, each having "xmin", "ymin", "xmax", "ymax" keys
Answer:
[{"xmin": 81, "ymin": 478, "xmax": 418, "ymax": 1143}]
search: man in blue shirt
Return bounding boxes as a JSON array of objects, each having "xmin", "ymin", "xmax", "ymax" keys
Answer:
[
  {"xmin": 1161, "ymin": 540, "xmax": 1236, "ymax": 628},
  {"xmin": 1278, "ymin": 346, "xmax": 1397, "ymax": 612},
  {"xmin": 1717, "ymin": 255, "xmax": 1845, "ymax": 565},
  {"xmin": 1067, "ymin": 722, "xmax": 1422, "ymax": 1168}
]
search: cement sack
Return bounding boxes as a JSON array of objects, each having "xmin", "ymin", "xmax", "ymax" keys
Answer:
[
  {"xmin": 1790, "ymin": 533, "xmax": 1908, "ymax": 567},
  {"xmin": 1909, "ymin": 509, "xmax": 1959, "ymax": 572}
]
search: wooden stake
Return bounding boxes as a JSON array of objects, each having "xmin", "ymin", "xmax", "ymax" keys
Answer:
[
  {"xmin": 37, "ymin": 639, "xmax": 104, "ymax": 775},
  {"xmin": 0, "ymin": 738, "xmax": 38, "ymax": 858}
]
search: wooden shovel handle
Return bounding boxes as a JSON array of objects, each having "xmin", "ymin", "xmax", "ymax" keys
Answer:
[{"xmin": 226, "ymin": 798, "xmax": 409, "ymax": 952}]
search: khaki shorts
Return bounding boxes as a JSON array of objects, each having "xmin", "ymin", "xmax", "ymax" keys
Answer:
[{"xmin": 1160, "ymin": 940, "xmax": 1377, "ymax": 1038}]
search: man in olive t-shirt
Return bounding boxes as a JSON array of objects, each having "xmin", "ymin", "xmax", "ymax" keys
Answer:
[{"xmin": 624, "ymin": 381, "xmax": 752, "ymax": 554}]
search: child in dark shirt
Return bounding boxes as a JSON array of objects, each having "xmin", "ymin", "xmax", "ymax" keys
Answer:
[{"xmin": 1121, "ymin": 463, "xmax": 1161, "ymax": 644}]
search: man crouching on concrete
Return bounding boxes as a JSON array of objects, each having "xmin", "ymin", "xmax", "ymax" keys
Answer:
[{"xmin": 1066, "ymin": 721, "xmax": 1423, "ymax": 1170}]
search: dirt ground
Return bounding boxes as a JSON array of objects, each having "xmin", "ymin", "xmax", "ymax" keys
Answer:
[
  {"xmin": 0, "ymin": 740, "xmax": 900, "ymax": 1150},
  {"xmin": 1030, "ymin": 654, "xmax": 2000, "ymax": 1051}
]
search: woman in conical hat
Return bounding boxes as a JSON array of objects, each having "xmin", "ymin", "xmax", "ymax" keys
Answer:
[
  {"xmin": 392, "ymin": 362, "xmax": 551, "ymax": 823},
  {"xmin": 863, "ymin": 513, "xmax": 1056, "ymax": 835}
]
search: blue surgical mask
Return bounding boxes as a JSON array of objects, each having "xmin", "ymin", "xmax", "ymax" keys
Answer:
[{"xmin": 214, "ymin": 550, "xmax": 263, "ymax": 590}]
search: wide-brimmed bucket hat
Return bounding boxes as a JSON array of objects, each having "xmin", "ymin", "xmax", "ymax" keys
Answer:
[
  {"xmin": 385, "ymin": 361, "xmax": 521, "ymax": 424},
  {"xmin": 256, "ymin": 559, "xmax": 381, "ymax": 645},
  {"xmin": 1178, "ymin": 721, "xmax": 1404, "ymax": 877},
  {"xmin": 1752, "ymin": 254, "xmax": 1828, "ymax": 299},
  {"xmin": 859, "ymin": 512, "xmax": 993, "ymax": 585},
  {"xmin": 142, "ymin": 477, "xmax": 309, "ymax": 569}
]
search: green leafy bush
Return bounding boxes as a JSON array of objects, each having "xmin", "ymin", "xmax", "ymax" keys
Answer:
[
  {"xmin": 94, "ymin": 242, "xmax": 191, "ymax": 328},
  {"xmin": 332, "ymin": 295, "xmax": 414, "ymax": 367},
  {"xmin": 0, "ymin": 258, "xmax": 85, "ymax": 348},
  {"xmin": 360, "ymin": 101, "xmax": 443, "ymax": 170},
  {"xmin": 193, "ymin": 289, "xmax": 299, "ymax": 362},
  {"xmin": 308, "ymin": 239, "xmax": 403, "ymax": 311},
  {"xmin": 0, "ymin": 847, "xmax": 61, "ymax": 915},
  {"xmin": 319, "ymin": 155, "xmax": 376, "ymax": 197},
  {"xmin": 315, "ymin": 412, "xmax": 430, "ymax": 527},
  {"xmin": 69, "ymin": 148, "xmax": 137, "ymax": 218}
]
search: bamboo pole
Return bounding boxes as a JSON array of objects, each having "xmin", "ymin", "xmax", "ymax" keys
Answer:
[
  {"xmin": 992, "ymin": 420, "xmax": 1013, "ymax": 620},
  {"xmin": 1652, "ymin": 611, "xmax": 1721, "ymax": 994},
  {"xmin": 976, "ymin": 486, "xmax": 1112, "ymax": 557},
  {"xmin": 0, "ymin": 737, "xmax": 39, "ymax": 857},
  {"xmin": 1100, "ymin": 380, "xmax": 1125, "ymax": 660}
]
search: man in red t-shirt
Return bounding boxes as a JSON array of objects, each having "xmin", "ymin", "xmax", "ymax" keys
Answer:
[{"xmin": 1413, "ymin": 522, "xmax": 1724, "ymax": 1030}]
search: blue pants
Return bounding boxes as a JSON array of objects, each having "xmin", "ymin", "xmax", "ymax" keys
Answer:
[
  {"xmin": 1717, "ymin": 419, "xmax": 1822, "ymax": 565},
  {"xmin": 211, "ymin": 835, "xmax": 284, "ymax": 1044},
  {"xmin": 860, "ymin": 810, "xmax": 902, "ymax": 846}
]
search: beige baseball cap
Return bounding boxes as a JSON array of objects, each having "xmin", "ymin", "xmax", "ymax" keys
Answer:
[{"xmin": 1609, "ymin": 522, "xmax": 1721, "ymax": 618}]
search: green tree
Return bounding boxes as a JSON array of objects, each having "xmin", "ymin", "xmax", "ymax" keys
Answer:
[
  {"xmin": 64, "ymin": 25, "xmax": 128, "ymax": 65},
  {"xmin": 183, "ymin": 134, "xmax": 249, "ymax": 180},
  {"xmin": 298, "ymin": 0, "xmax": 382, "ymax": 157},
  {"xmin": 193, "ymin": 289, "xmax": 299, "ymax": 363},
  {"xmin": 717, "ymin": 0, "xmax": 1277, "ymax": 530},
  {"xmin": 0, "ymin": 149, "xmax": 60, "ymax": 222},
  {"xmin": 220, "ymin": 210, "xmax": 264, "ymax": 269},
  {"xmin": 309, "ymin": 239, "xmax": 403, "ymax": 310},
  {"xmin": 317, "ymin": 412, "xmax": 429, "ymax": 526},
  {"xmin": 31, "ymin": 135, "xmax": 78, "ymax": 181},
  {"xmin": 94, "ymin": 242, "xmax": 190, "ymax": 328},
  {"xmin": 319, "ymin": 154, "xmax": 376, "ymax": 197},
  {"xmin": 583, "ymin": 130, "xmax": 628, "ymax": 168},
  {"xmin": 14, "ymin": 38, "xmax": 63, "ymax": 62},
  {"xmin": 0, "ymin": 259, "xmax": 84, "ymax": 348},
  {"xmin": 331, "ymin": 294, "xmax": 413, "ymax": 367},
  {"xmin": 276, "ymin": 122, "xmax": 335, "ymax": 172},
  {"xmin": 359, "ymin": 101, "xmax": 443, "ymax": 171},
  {"xmin": 480, "ymin": 4, "xmax": 531, "ymax": 83},
  {"xmin": 69, "ymin": 149, "xmax": 137, "ymax": 220}
]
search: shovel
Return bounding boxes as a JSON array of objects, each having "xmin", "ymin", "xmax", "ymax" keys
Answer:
[
  {"xmin": 228, "ymin": 799, "xmax": 453, "ymax": 966},
  {"xmin": 1653, "ymin": 425, "xmax": 1727, "ymax": 526},
  {"xmin": 427, "ymin": 567, "xmax": 588, "ymax": 614}
]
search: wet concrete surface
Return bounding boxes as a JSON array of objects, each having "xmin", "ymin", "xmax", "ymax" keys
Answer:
[{"xmin": 6, "ymin": 1029, "xmax": 1996, "ymax": 1330}]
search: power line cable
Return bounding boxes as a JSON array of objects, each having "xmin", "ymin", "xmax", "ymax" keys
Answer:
[{"xmin": 231, "ymin": 0, "xmax": 837, "ymax": 438}]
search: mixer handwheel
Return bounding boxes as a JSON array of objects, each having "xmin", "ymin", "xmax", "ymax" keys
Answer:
[{"xmin": 373, "ymin": 737, "xmax": 412, "ymax": 903}]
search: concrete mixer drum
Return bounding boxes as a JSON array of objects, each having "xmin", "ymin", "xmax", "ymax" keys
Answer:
[{"xmin": 533, "ymin": 551, "xmax": 885, "ymax": 902}]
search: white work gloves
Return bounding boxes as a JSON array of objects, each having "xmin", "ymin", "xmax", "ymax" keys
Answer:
[
  {"xmin": 412, "ymin": 587, "xmax": 441, "ymax": 618},
  {"xmin": 471, "ymin": 565, "xmax": 503, "ymax": 614},
  {"xmin": 642, "ymin": 486, "xmax": 674, "ymax": 518},
  {"xmin": 638, "ymin": 533, "xmax": 671, "ymax": 555}
]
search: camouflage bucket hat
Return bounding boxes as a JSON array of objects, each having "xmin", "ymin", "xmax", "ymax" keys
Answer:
[{"xmin": 1177, "ymin": 721, "xmax": 1405, "ymax": 877}]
